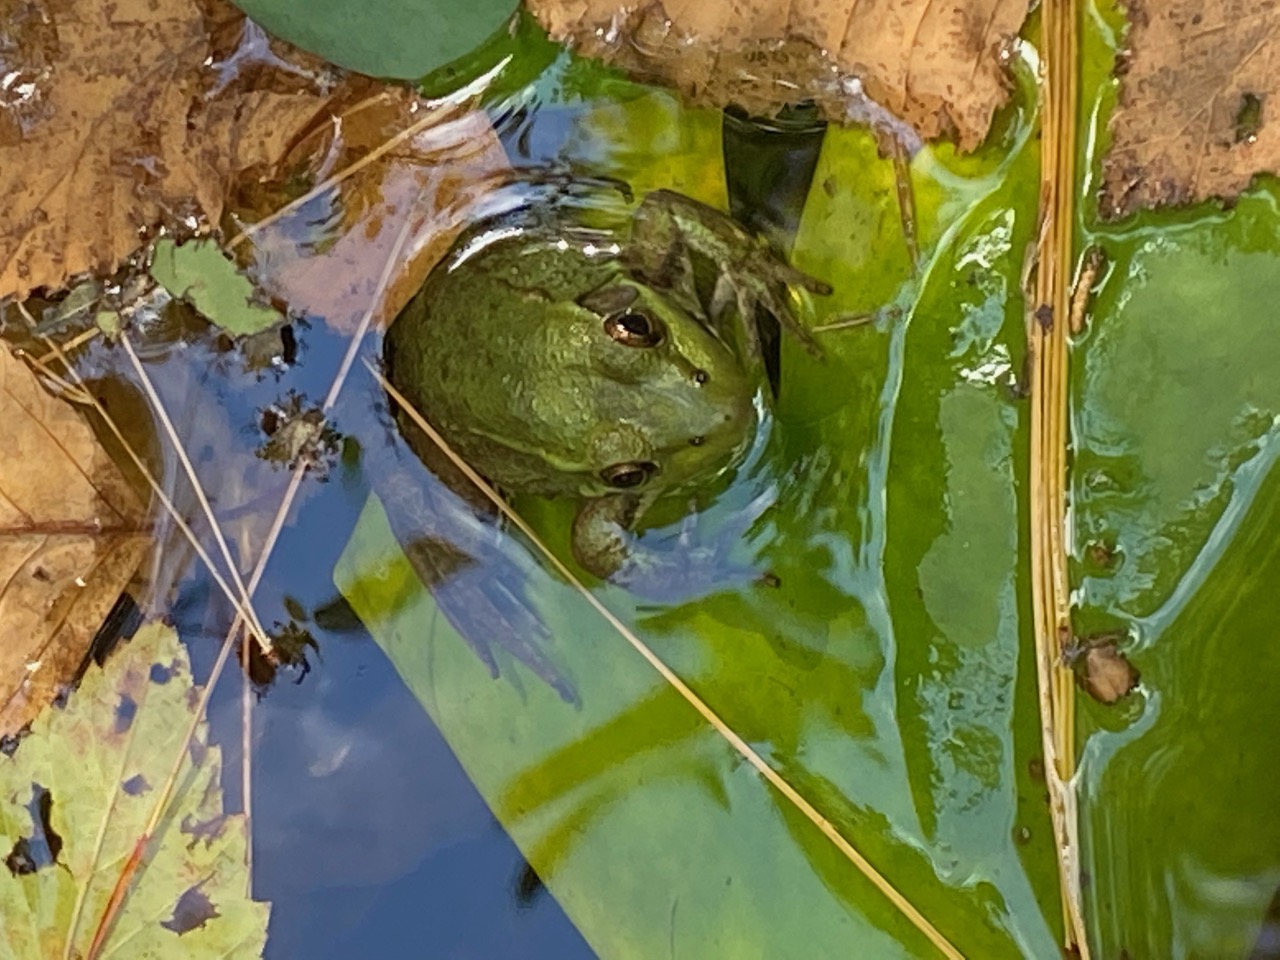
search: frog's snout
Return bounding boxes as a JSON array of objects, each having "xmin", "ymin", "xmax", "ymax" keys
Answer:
[{"xmin": 665, "ymin": 379, "xmax": 756, "ymax": 477}]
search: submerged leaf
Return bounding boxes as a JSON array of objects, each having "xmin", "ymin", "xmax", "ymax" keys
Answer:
[{"xmin": 239, "ymin": 99, "xmax": 509, "ymax": 335}]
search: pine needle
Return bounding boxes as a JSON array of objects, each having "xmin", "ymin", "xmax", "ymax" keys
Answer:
[{"xmin": 1027, "ymin": 0, "xmax": 1089, "ymax": 954}]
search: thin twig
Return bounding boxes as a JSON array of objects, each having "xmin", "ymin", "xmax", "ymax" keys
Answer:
[
  {"xmin": 240, "ymin": 616, "xmax": 254, "ymax": 886},
  {"xmin": 811, "ymin": 312, "xmax": 876, "ymax": 333},
  {"xmin": 117, "ymin": 333, "xmax": 275, "ymax": 657},
  {"xmin": 34, "ymin": 325, "xmax": 101, "ymax": 368},
  {"xmin": 890, "ymin": 136, "xmax": 921, "ymax": 271},
  {"xmin": 11, "ymin": 312, "xmax": 273, "ymax": 655}
]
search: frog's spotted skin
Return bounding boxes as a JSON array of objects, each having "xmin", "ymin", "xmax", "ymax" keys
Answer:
[{"xmin": 379, "ymin": 187, "xmax": 830, "ymax": 701}]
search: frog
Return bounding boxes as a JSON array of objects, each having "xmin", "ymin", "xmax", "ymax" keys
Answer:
[{"xmin": 377, "ymin": 185, "xmax": 831, "ymax": 703}]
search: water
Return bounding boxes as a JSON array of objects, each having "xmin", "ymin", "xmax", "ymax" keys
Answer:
[{"xmin": 28, "ymin": 2, "xmax": 1280, "ymax": 954}]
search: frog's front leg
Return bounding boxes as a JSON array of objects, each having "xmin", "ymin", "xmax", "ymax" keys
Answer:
[
  {"xmin": 572, "ymin": 490, "xmax": 775, "ymax": 601},
  {"xmin": 625, "ymin": 189, "xmax": 830, "ymax": 355},
  {"xmin": 571, "ymin": 493, "xmax": 644, "ymax": 581}
]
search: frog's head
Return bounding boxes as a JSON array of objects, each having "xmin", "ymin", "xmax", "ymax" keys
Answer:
[{"xmin": 551, "ymin": 276, "xmax": 760, "ymax": 501}]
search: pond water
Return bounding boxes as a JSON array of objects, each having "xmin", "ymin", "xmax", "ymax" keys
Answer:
[{"xmin": 31, "ymin": 1, "xmax": 1280, "ymax": 956}]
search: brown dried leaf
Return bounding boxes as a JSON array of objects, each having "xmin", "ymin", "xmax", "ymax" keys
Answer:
[
  {"xmin": 0, "ymin": 0, "xmax": 343, "ymax": 300},
  {"xmin": 0, "ymin": 351, "xmax": 150, "ymax": 735},
  {"xmin": 1101, "ymin": 0, "xmax": 1280, "ymax": 218},
  {"xmin": 527, "ymin": 0, "xmax": 1028, "ymax": 149}
]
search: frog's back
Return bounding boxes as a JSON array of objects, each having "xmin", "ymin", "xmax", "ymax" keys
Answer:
[{"xmin": 384, "ymin": 229, "xmax": 621, "ymax": 494}]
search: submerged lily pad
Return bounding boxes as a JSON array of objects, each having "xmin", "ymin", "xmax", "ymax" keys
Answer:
[{"xmin": 1074, "ymin": 183, "xmax": 1280, "ymax": 956}]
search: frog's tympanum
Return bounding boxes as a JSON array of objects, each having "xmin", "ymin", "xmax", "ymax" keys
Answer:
[{"xmin": 380, "ymin": 187, "xmax": 830, "ymax": 702}]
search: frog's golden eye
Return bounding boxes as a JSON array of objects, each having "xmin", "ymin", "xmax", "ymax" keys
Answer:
[
  {"xmin": 604, "ymin": 311, "xmax": 664, "ymax": 348},
  {"xmin": 600, "ymin": 461, "xmax": 657, "ymax": 488}
]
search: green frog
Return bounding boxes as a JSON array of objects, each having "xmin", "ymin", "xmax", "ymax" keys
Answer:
[{"xmin": 379, "ymin": 186, "xmax": 830, "ymax": 702}]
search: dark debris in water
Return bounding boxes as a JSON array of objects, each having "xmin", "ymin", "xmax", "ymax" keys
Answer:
[
  {"xmin": 3, "ymin": 782, "xmax": 63, "ymax": 875},
  {"xmin": 1063, "ymin": 632, "xmax": 1141, "ymax": 705}
]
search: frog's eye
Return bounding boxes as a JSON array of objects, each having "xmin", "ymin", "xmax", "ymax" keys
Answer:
[
  {"xmin": 604, "ymin": 311, "xmax": 664, "ymax": 348},
  {"xmin": 600, "ymin": 461, "xmax": 657, "ymax": 489}
]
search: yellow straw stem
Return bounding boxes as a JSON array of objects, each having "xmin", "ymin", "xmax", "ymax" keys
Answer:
[{"xmin": 1028, "ymin": 0, "xmax": 1089, "ymax": 954}]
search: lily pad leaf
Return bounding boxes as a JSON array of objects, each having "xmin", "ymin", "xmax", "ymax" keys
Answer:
[{"xmin": 230, "ymin": 0, "xmax": 519, "ymax": 80}]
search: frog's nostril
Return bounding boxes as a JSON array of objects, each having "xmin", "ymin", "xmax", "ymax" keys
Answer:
[
  {"xmin": 689, "ymin": 436, "xmax": 705, "ymax": 447},
  {"xmin": 692, "ymin": 369, "xmax": 709, "ymax": 385}
]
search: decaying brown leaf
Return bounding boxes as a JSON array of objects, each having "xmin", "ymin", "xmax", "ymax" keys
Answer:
[
  {"xmin": 0, "ymin": 350, "xmax": 150, "ymax": 734},
  {"xmin": 0, "ymin": 0, "xmax": 346, "ymax": 300},
  {"xmin": 526, "ymin": 0, "xmax": 1029, "ymax": 149},
  {"xmin": 1101, "ymin": 0, "xmax": 1280, "ymax": 217}
]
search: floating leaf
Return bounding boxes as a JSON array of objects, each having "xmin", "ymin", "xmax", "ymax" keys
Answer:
[
  {"xmin": 1101, "ymin": 1, "xmax": 1280, "ymax": 217},
  {"xmin": 230, "ymin": 0, "xmax": 519, "ymax": 79},
  {"xmin": 0, "ymin": 0, "xmax": 370, "ymax": 299},
  {"xmin": 0, "ymin": 622, "xmax": 270, "ymax": 957},
  {"xmin": 526, "ymin": 0, "xmax": 1028, "ymax": 149},
  {"xmin": 151, "ymin": 239, "xmax": 283, "ymax": 337},
  {"xmin": 1076, "ymin": 177, "xmax": 1280, "ymax": 955}
]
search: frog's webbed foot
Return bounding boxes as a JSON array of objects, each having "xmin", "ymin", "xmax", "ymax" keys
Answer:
[
  {"xmin": 708, "ymin": 259, "xmax": 825, "ymax": 358},
  {"xmin": 573, "ymin": 488, "xmax": 776, "ymax": 602},
  {"xmin": 383, "ymin": 467, "xmax": 579, "ymax": 705},
  {"xmin": 571, "ymin": 494, "xmax": 642, "ymax": 581},
  {"xmin": 405, "ymin": 536, "xmax": 580, "ymax": 706}
]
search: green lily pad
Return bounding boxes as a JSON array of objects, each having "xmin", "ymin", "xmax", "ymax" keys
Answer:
[
  {"xmin": 1074, "ymin": 183, "xmax": 1280, "ymax": 957},
  {"xmin": 231, "ymin": 0, "xmax": 518, "ymax": 81}
]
